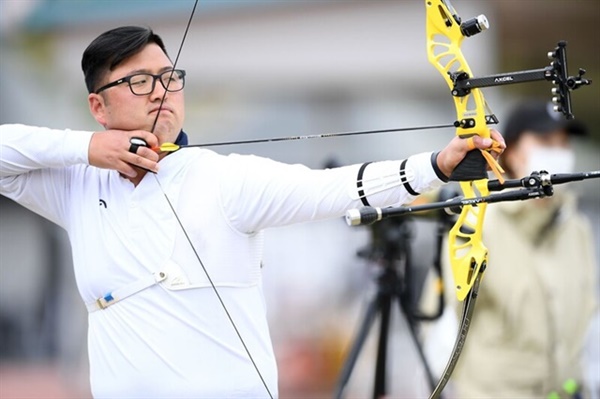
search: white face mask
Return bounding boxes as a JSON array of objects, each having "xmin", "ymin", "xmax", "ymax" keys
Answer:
[{"xmin": 526, "ymin": 147, "xmax": 575, "ymax": 175}]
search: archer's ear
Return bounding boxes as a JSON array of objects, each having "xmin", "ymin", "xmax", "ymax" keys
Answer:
[{"xmin": 88, "ymin": 93, "xmax": 107, "ymax": 128}]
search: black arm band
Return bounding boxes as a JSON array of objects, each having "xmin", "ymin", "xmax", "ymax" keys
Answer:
[
  {"xmin": 400, "ymin": 159, "xmax": 420, "ymax": 196},
  {"xmin": 356, "ymin": 162, "xmax": 372, "ymax": 206},
  {"xmin": 431, "ymin": 151, "xmax": 450, "ymax": 183}
]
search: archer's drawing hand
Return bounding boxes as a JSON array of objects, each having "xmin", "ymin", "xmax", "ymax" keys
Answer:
[
  {"xmin": 89, "ymin": 130, "xmax": 159, "ymax": 177},
  {"xmin": 436, "ymin": 129, "xmax": 506, "ymax": 178}
]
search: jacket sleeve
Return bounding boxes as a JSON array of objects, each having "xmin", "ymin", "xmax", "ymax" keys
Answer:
[
  {"xmin": 219, "ymin": 151, "xmax": 445, "ymax": 233},
  {"xmin": 0, "ymin": 124, "xmax": 93, "ymax": 226}
]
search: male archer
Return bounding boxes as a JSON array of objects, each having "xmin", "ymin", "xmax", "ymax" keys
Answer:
[{"xmin": 0, "ymin": 26, "xmax": 504, "ymax": 397}]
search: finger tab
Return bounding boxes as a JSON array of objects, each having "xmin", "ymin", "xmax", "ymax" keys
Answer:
[
  {"xmin": 130, "ymin": 137, "xmax": 148, "ymax": 147},
  {"xmin": 129, "ymin": 137, "xmax": 149, "ymax": 155}
]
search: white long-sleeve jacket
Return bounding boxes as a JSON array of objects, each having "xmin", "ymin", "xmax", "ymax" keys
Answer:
[{"xmin": 0, "ymin": 124, "xmax": 445, "ymax": 398}]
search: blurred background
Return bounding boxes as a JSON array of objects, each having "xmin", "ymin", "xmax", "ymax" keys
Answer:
[{"xmin": 0, "ymin": 0, "xmax": 598, "ymax": 398}]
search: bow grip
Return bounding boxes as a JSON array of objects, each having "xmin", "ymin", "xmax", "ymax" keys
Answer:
[{"xmin": 450, "ymin": 148, "xmax": 487, "ymax": 181}]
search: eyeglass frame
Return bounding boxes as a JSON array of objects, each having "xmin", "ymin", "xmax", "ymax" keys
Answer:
[{"xmin": 94, "ymin": 69, "xmax": 186, "ymax": 96}]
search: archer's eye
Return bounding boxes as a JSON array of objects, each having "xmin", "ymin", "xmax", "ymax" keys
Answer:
[
  {"xmin": 161, "ymin": 71, "xmax": 179, "ymax": 83},
  {"xmin": 159, "ymin": 70, "xmax": 186, "ymax": 92},
  {"xmin": 130, "ymin": 74, "xmax": 151, "ymax": 87}
]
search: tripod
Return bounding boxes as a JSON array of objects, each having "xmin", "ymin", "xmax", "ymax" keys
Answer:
[{"xmin": 334, "ymin": 215, "xmax": 447, "ymax": 399}]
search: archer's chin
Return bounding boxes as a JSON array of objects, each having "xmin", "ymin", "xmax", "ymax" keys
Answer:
[{"xmin": 154, "ymin": 126, "xmax": 180, "ymax": 145}]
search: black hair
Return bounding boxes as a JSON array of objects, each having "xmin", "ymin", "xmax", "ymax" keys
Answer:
[{"xmin": 81, "ymin": 26, "xmax": 169, "ymax": 94}]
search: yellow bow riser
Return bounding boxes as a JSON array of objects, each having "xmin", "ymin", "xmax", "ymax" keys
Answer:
[
  {"xmin": 426, "ymin": 0, "xmax": 500, "ymax": 301},
  {"xmin": 448, "ymin": 179, "xmax": 489, "ymax": 301}
]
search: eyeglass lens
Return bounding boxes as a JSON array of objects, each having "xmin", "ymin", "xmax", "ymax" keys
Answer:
[{"xmin": 129, "ymin": 70, "xmax": 184, "ymax": 95}]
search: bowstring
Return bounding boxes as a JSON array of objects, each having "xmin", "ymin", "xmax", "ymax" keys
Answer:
[{"xmin": 150, "ymin": 1, "xmax": 274, "ymax": 397}]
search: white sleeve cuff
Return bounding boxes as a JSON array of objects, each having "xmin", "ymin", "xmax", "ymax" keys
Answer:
[
  {"xmin": 405, "ymin": 151, "xmax": 445, "ymax": 194},
  {"xmin": 348, "ymin": 152, "xmax": 445, "ymax": 206},
  {"xmin": 61, "ymin": 129, "xmax": 94, "ymax": 166}
]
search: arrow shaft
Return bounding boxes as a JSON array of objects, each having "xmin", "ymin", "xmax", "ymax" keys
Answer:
[{"xmin": 179, "ymin": 123, "xmax": 455, "ymax": 148}]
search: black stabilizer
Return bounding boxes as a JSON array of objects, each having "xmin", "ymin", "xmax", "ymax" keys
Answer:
[{"xmin": 449, "ymin": 149, "xmax": 488, "ymax": 181}]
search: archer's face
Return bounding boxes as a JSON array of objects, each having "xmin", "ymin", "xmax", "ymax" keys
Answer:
[{"xmin": 88, "ymin": 43, "xmax": 185, "ymax": 145}]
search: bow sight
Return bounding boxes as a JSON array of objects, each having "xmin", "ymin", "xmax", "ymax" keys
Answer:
[
  {"xmin": 450, "ymin": 41, "xmax": 591, "ymax": 120},
  {"xmin": 435, "ymin": 0, "xmax": 592, "ymax": 126}
]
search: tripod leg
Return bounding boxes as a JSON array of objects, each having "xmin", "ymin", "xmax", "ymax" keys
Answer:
[
  {"xmin": 398, "ymin": 300, "xmax": 442, "ymax": 398},
  {"xmin": 374, "ymin": 294, "xmax": 392, "ymax": 398},
  {"xmin": 334, "ymin": 294, "xmax": 381, "ymax": 399}
]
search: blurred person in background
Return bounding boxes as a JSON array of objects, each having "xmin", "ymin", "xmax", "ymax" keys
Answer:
[
  {"xmin": 424, "ymin": 100, "xmax": 598, "ymax": 398},
  {"xmin": 0, "ymin": 25, "xmax": 505, "ymax": 398}
]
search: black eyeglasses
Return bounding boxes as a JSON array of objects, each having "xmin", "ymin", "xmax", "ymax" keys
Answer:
[{"xmin": 95, "ymin": 69, "xmax": 186, "ymax": 95}]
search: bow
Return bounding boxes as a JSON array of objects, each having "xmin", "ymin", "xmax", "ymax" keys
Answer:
[
  {"xmin": 423, "ymin": 3, "xmax": 501, "ymax": 393},
  {"xmin": 424, "ymin": 1, "xmax": 591, "ymax": 396},
  {"xmin": 333, "ymin": 1, "xmax": 589, "ymax": 396},
  {"xmin": 341, "ymin": 1, "xmax": 590, "ymax": 397}
]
